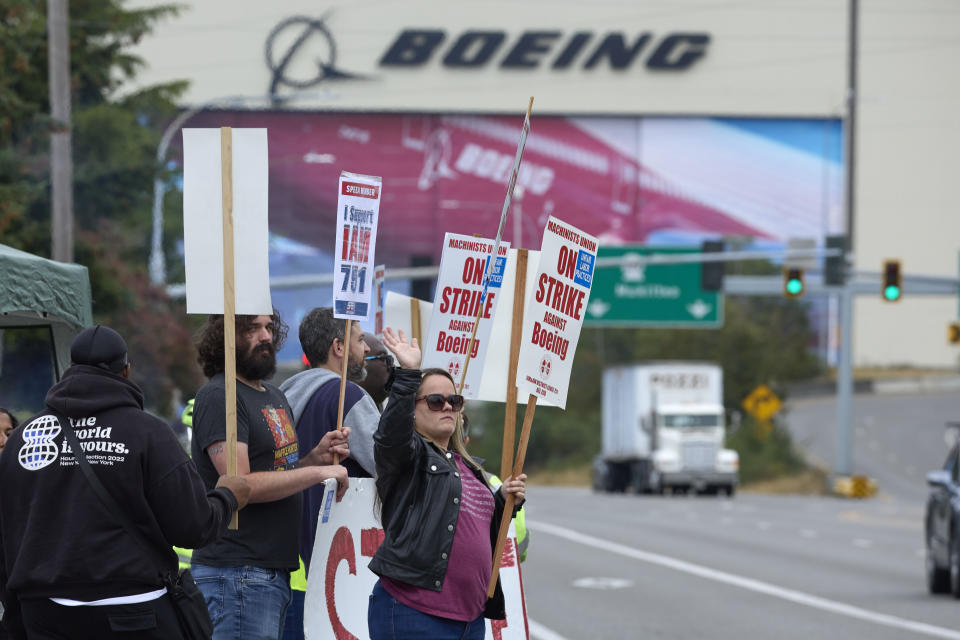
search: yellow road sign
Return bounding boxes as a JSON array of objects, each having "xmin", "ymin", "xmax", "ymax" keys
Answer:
[
  {"xmin": 742, "ymin": 384, "xmax": 782, "ymax": 422},
  {"xmin": 949, "ymin": 322, "xmax": 960, "ymax": 345}
]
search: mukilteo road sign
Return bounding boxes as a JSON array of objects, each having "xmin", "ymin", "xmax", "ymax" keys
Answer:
[{"xmin": 584, "ymin": 246, "xmax": 723, "ymax": 328}]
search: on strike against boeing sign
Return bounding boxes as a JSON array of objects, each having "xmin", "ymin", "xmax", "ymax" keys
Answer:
[
  {"xmin": 515, "ymin": 217, "xmax": 598, "ymax": 409},
  {"xmin": 421, "ymin": 233, "xmax": 510, "ymax": 397},
  {"xmin": 333, "ymin": 171, "xmax": 382, "ymax": 320}
]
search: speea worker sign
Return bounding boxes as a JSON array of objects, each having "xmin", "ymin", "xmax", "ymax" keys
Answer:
[
  {"xmin": 516, "ymin": 217, "xmax": 598, "ymax": 409},
  {"xmin": 421, "ymin": 233, "xmax": 510, "ymax": 398},
  {"xmin": 333, "ymin": 172, "xmax": 382, "ymax": 320}
]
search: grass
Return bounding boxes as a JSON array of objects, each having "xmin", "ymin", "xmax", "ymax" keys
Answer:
[
  {"xmin": 740, "ymin": 467, "xmax": 830, "ymax": 495},
  {"xmin": 527, "ymin": 464, "xmax": 591, "ymax": 487},
  {"xmin": 526, "ymin": 462, "xmax": 832, "ymax": 495}
]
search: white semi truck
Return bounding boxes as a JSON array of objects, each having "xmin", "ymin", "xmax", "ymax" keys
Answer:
[{"xmin": 593, "ymin": 361, "xmax": 739, "ymax": 495}]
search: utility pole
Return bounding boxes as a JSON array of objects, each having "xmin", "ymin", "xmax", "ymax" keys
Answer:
[
  {"xmin": 835, "ymin": 0, "xmax": 858, "ymax": 477},
  {"xmin": 48, "ymin": 0, "xmax": 73, "ymax": 262}
]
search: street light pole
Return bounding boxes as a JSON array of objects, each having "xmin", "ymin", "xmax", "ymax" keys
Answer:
[
  {"xmin": 149, "ymin": 105, "xmax": 208, "ymax": 285},
  {"xmin": 835, "ymin": 0, "xmax": 859, "ymax": 478}
]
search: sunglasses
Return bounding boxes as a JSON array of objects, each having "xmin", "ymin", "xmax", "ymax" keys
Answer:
[
  {"xmin": 365, "ymin": 354, "xmax": 396, "ymax": 367},
  {"xmin": 416, "ymin": 394, "xmax": 465, "ymax": 412}
]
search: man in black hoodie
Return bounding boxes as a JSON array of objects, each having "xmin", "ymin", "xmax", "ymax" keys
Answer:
[{"xmin": 0, "ymin": 325, "xmax": 251, "ymax": 640}]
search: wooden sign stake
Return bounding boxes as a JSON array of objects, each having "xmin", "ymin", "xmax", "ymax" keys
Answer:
[
  {"xmin": 487, "ymin": 393, "xmax": 538, "ymax": 597},
  {"xmin": 333, "ymin": 319, "xmax": 352, "ymax": 465},
  {"xmin": 220, "ymin": 126, "xmax": 239, "ymax": 531},
  {"xmin": 501, "ymin": 249, "xmax": 527, "ymax": 478},
  {"xmin": 410, "ymin": 297, "xmax": 422, "ymax": 348}
]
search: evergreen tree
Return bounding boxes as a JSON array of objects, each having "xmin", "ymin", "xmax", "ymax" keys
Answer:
[{"xmin": 0, "ymin": 1, "xmax": 200, "ymax": 413}]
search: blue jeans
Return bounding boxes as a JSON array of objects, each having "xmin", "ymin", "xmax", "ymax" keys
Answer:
[
  {"xmin": 281, "ymin": 589, "xmax": 305, "ymax": 640},
  {"xmin": 368, "ymin": 580, "xmax": 484, "ymax": 640},
  {"xmin": 192, "ymin": 564, "xmax": 292, "ymax": 640}
]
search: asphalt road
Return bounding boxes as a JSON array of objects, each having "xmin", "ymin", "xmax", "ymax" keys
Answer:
[
  {"xmin": 785, "ymin": 390, "xmax": 960, "ymax": 502},
  {"xmin": 520, "ymin": 390, "xmax": 960, "ymax": 639},
  {"xmin": 521, "ymin": 490, "xmax": 960, "ymax": 640}
]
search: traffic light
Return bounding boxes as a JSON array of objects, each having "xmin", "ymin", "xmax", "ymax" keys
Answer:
[
  {"xmin": 825, "ymin": 235, "xmax": 847, "ymax": 286},
  {"xmin": 882, "ymin": 260, "xmax": 902, "ymax": 302},
  {"xmin": 700, "ymin": 240, "xmax": 725, "ymax": 292},
  {"xmin": 783, "ymin": 267, "xmax": 805, "ymax": 298},
  {"xmin": 949, "ymin": 322, "xmax": 960, "ymax": 345}
]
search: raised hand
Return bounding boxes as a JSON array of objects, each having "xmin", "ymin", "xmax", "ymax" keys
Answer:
[{"xmin": 383, "ymin": 326, "xmax": 421, "ymax": 369}]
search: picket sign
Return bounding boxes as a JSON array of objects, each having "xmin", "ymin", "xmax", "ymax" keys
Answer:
[
  {"xmin": 383, "ymin": 291, "xmax": 431, "ymax": 348},
  {"xmin": 303, "ymin": 479, "xmax": 529, "ymax": 640},
  {"xmin": 514, "ymin": 217, "xmax": 598, "ymax": 410},
  {"xmin": 182, "ymin": 128, "xmax": 271, "ymax": 316},
  {"xmin": 421, "ymin": 234, "xmax": 510, "ymax": 398},
  {"xmin": 488, "ymin": 217, "xmax": 599, "ymax": 596},
  {"xmin": 183, "ymin": 127, "xmax": 273, "ymax": 529},
  {"xmin": 381, "ymin": 254, "xmax": 549, "ymax": 407},
  {"xmin": 331, "ymin": 172, "xmax": 382, "ymax": 462},
  {"xmin": 332, "ymin": 172, "xmax": 382, "ymax": 322}
]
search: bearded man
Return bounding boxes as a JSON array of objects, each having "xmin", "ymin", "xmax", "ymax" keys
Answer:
[{"xmin": 190, "ymin": 312, "xmax": 351, "ymax": 640}]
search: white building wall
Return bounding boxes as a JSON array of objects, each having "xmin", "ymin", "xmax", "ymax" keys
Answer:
[
  {"xmin": 128, "ymin": 0, "xmax": 960, "ymax": 367},
  {"xmin": 854, "ymin": 0, "xmax": 960, "ymax": 367}
]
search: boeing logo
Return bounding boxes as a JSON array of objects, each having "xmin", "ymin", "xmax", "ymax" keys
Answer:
[
  {"xmin": 380, "ymin": 29, "xmax": 710, "ymax": 71},
  {"xmin": 264, "ymin": 15, "xmax": 711, "ymax": 92},
  {"xmin": 265, "ymin": 14, "xmax": 368, "ymax": 101}
]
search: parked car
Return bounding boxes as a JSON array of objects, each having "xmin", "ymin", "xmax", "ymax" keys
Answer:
[{"xmin": 925, "ymin": 437, "xmax": 960, "ymax": 596}]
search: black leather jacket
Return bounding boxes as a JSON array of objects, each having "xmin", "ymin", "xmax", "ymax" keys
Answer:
[{"xmin": 368, "ymin": 368, "xmax": 516, "ymax": 619}]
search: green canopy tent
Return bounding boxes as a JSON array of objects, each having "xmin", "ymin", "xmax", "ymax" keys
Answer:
[{"xmin": 0, "ymin": 243, "xmax": 92, "ymax": 388}]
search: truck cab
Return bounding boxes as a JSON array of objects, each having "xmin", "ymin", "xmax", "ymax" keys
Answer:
[
  {"xmin": 595, "ymin": 361, "xmax": 739, "ymax": 496},
  {"xmin": 650, "ymin": 403, "xmax": 739, "ymax": 495}
]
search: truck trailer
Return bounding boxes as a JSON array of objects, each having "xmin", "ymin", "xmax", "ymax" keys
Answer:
[{"xmin": 594, "ymin": 361, "xmax": 739, "ymax": 495}]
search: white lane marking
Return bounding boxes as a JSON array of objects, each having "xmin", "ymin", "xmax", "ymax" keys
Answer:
[
  {"xmin": 572, "ymin": 577, "xmax": 633, "ymax": 590},
  {"xmin": 529, "ymin": 617, "xmax": 569, "ymax": 640},
  {"xmin": 853, "ymin": 538, "xmax": 873, "ymax": 549},
  {"xmin": 529, "ymin": 520, "xmax": 960, "ymax": 640}
]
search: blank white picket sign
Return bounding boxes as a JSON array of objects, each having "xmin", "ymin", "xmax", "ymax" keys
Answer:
[{"xmin": 182, "ymin": 128, "xmax": 272, "ymax": 315}]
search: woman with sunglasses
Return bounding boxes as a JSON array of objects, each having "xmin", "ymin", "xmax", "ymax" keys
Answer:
[{"xmin": 367, "ymin": 327, "xmax": 526, "ymax": 640}]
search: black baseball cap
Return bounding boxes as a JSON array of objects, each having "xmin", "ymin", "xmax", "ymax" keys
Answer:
[{"xmin": 71, "ymin": 325, "xmax": 129, "ymax": 373}]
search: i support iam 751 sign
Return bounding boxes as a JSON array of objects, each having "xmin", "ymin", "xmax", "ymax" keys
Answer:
[
  {"xmin": 516, "ymin": 217, "xmax": 598, "ymax": 409},
  {"xmin": 333, "ymin": 172, "xmax": 381, "ymax": 320}
]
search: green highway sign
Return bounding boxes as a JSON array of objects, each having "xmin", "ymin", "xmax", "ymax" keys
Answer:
[{"xmin": 584, "ymin": 246, "xmax": 724, "ymax": 328}]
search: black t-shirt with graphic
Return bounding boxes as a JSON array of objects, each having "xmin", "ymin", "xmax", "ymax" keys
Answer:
[{"xmin": 191, "ymin": 374, "xmax": 301, "ymax": 570}]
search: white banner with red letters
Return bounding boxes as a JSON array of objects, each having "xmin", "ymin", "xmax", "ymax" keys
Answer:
[
  {"xmin": 515, "ymin": 217, "xmax": 598, "ymax": 409},
  {"xmin": 333, "ymin": 172, "xmax": 382, "ymax": 320},
  {"xmin": 421, "ymin": 234, "xmax": 510, "ymax": 397},
  {"xmin": 304, "ymin": 478, "xmax": 529, "ymax": 640}
]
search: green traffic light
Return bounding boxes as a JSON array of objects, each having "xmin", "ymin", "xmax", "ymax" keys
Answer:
[
  {"xmin": 884, "ymin": 285, "xmax": 901, "ymax": 301},
  {"xmin": 786, "ymin": 279, "xmax": 803, "ymax": 295}
]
